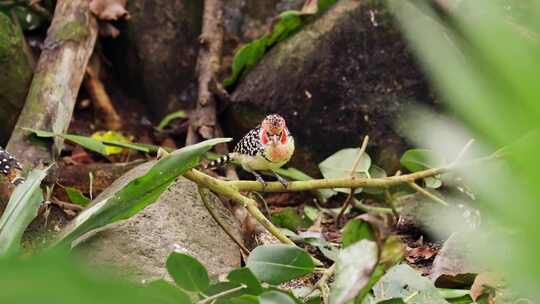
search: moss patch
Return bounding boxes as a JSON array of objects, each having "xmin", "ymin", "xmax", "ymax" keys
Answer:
[{"xmin": 54, "ymin": 19, "xmax": 90, "ymax": 43}]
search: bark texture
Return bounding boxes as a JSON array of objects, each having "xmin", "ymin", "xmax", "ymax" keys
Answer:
[
  {"xmin": 6, "ymin": 0, "xmax": 98, "ymax": 166},
  {"xmin": 0, "ymin": 12, "xmax": 33, "ymax": 145},
  {"xmin": 227, "ymin": 0, "xmax": 437, "ymax": 175}
]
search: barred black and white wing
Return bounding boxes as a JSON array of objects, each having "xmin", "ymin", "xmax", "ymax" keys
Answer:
[
  {"xmin": 233, "ymin": 127, "xmax": 264, "ymax": 156},
  {"xmin": 0, "ymin": 147, "xmax": 24, "ymax": 184}
]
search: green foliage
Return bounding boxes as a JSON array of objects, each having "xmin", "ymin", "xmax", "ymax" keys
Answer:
[
  {"xmin": 157, "ymin": 110, "xmax": 187, "ymax": 130},
  {"xmin": 271, "ymin": 207, "xmax": 313, "ymax": 231},
  {"xmin": 53, "ymin": 138, "xmax": 231, "ymax": 249},
  {"xmin": 223, "ymin": 0, "xmax": 338, "ymax": 88},
  {"xmin": 0, "ymin": 168, "xmax": 47, "ymax": 257},
  {"xmin": 341, "ymin": 218, "xmax": 375, "ymax": 248},
  {"xmin": 391, "ymin": 0, "xmax": 540, "ymax": 297},
  {"xmin": 64, "ymin": 186, "xmax": 91, "ymax": 206},
  {"xmin": 319, "ymin": 148, "xmax": 371, "ymax": 194},
  {"xmin": 166, "ymin": 252, "xmax": 210, "ymax": 292},
  {"xmin": 400, "ymin": 148, "xmax": 442, "ymax": 189},
  {"xmin": 0, "ymin": 252, "xmax": 189, "ymax": 304},
  {"xmin": 25, "ymin": 128, "xmax": 168, "ymax": 156},
  {"xmin": 329, "ymin": 240, "xmax": 378, "ymax": 304},
  {"xmin": 372, "ymin": 264, "xmax": 449, "ymax": 303},
  {"xmin": 246, "ymin": 244, "xmax": 315, "ymax": 285},
  {"xmin": 227, "ymin": 268, "xmax": 264, "ymax": 295},
  {"xmin": 90, "ymin": 131, "xmax": 133, "ymax": 155}
]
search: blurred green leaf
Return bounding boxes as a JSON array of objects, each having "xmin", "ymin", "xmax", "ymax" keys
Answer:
[
  {"xmin": 166, "ymin": 251, "xmax": 209, "ymax": 292},
  {"xmin": 271, "ymin": 207, "xmax": 313, "ymax": 231},
  {"xmin": 146, "ymin": 279, "xmax": 193, "ymax": 304},
  {"xmin": 400, "ymin": 149, "xmax": 442, "ymax": 172},
  {"xmin": 230, "ymin": 295, "xmax": 260, "ymax": 304},
  {"xmin": 52, "ymin": 138, "xmax": 231, "ymax": 248},
  {"xmin": 341, "ymin": 218, "xmax": 375, "ymax": 248},
  {"xmin": 329, "ymin": 240, "xmax": 378, "ymax": 304},
  {"xmin": 363, "ymin": 165, "xmax": 387, "ymax": 195},
  {"xmin": 259, "ymin": 290, "xmax": 296, "ymax": 304},
  {"xmin": 303, "ymin": 205, "xmax": 320, "ymax": 222},
  {"xmin": 64, "ymin": 187, "xmax": 91, "ymax": 207},
  {"xmin": 246, "ymin": 244, "xmax": 315, "ymax": 285},
  {"xmin": 377, "ymin": 299, "xmax": 406, "ymax": 304},
  {"xmin": 437, "ymin": 288, "xmax": 470, "ymax": 300},
  {"xmin": 424, "ymin": 176, "xmax": 442, "ymax": 189},
  {"xmin": 319, "ymin": 148, "xmax": 371, "ymax": 194},
  {"xmin": 372, "ymin": 264, "xmax": 448, "ymax": 304},
  {"xmin": 157, "ymin": 110, "xmax": 187, "ymax": 130},
  {"xmin": 0, "ymin": 168, "xmax": 47, "ymax": 257},
  {"xmin": 91, "ymin": 131, "xmax": 132, "ymax": 155}
]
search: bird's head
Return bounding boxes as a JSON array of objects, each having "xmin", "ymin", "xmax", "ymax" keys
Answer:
[{"xmin": 260, "ymin": 114, "xmax": 289, "ymax": 147}]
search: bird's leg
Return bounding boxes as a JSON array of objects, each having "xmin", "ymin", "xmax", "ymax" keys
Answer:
[
  {"xmin": 250, "ymin": 171, "xmax": 267, "ymax": 189},
  {"xmin": 272, "ymin": 170, "xmax": 289, "ymax": 188}
]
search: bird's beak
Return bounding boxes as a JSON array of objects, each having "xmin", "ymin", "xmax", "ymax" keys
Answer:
[{"xmin": 272, "ymin": 135, "xmax": 279, "ymax": 145}]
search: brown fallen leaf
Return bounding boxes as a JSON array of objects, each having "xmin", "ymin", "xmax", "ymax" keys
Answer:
[
  {"xmin": 406, "ymin": 245, "xmax": 437, "ymax": 263},
  {"xmin": 470, "ymin": 272, "xmax": 505, "ymax": 302},
  {"xmin": 90, "ymin": 0, "xmax": 130, "ymax": 21}
]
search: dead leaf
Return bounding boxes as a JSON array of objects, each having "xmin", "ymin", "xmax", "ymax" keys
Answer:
[
  {"xmin": 90, "ymin": 0, "xmax": 130, "ymax": 21},
  {"xmin": 470, "ymin": 272, "xmax": 505, "ymax": 302},
  {"xmin": 406, "ymin": 245, "xmax": 437, "ymax": 263}
]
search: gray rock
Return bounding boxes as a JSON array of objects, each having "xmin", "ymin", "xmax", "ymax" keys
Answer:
[{"xmin": 75, "ymin": 162, "xmax": 242, "ymax": 282}]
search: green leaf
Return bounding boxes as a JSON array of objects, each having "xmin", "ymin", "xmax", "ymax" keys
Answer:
[
  {"xmin": 400, "ymin": 149, "xmax": 442, "ymax": 172},
  {"xmin": 437, "ymin": 288, "xmax": 470, "ymax": 299},
  {"xmin": 166, "ymin": 252, "xmax": 209, "ymax": 292},
  {"xmin": 259, "ymin": 290, "xmax": 296, "ymax": 304},
  {"xmin": 52, "ymin": 138, "xmax": 231, "ymax": 248},
  {"xmin": 223, "ymin": 37, "xmax": 268, "ymax": 87},
  {"xmin": 341, "ymin": 218, "xmax": 375, "ymax": 248},
  {"xmin": 24, "ymin": 128, "xmax": 164, "ymax": 156},
  {"xmin": 372, "ymin": 264, "xmax": 448, "ymax": 304},
  {"xmin": 90, "ymin": 131, "xmax": 133, "ymax": 155},
  {"xmin": 303, "ymin": 206, "xmax": 320, "ymax": 222},
  {"xmin": 319, "ymin": 148, "xmax": 371, "ymax": 194},
  {"xmin": 0, "ymin": 168, "xmax": 47, "ymax": 257},
  {"xmin": 246, "ymin": 244, "xmax": 315, "ymax": 285},
  {"xmin": 227, "ymin": 268, "xmax": 264, "ymax": 295},
  {"xmin": 64, "ymin": 187, "xmax": 91, "ymax": 207},
  {"xmin": 267, "ymin": 11, "xmax": 302, "ymax": 45},
  {"xmin": 271, "ymin": 207, "xmax": 313, "ymax": 231},
  {"xmin": 157, "ymin": 110, "xmax": 187, "ymax": 130},
  {"xmin": 377, "ymin": 299, "xmax": 406, "ymax": 304},
  {"xmin": 363, "ymin": 165, "xmax": 387, "ymax": 195},
  {"xmin": 424, "ymin": 176, "xmax": 442, "ymax": 189},
  {"xmin": 329, "ymin": 240, "xmax": 379, "ymax": 304},
  {"xmin": 230, "ymin": 295, "xmax": 260, "ymax": 304},
  {"xmin": 146, "ymin": 279, "xmax": 193, "ymax": 304},
  {"xmin": 0, "ymin": 252, "xmax": 192, "ymax": 304}
]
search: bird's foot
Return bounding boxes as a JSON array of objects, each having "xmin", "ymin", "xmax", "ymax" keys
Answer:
[
  {"xmin": 251, "ymin": 171, "xmax": 268, "ymax": 189},
  {"xmin": 273, "ymin": 171, "xmax": 289, "ymax": 188}
]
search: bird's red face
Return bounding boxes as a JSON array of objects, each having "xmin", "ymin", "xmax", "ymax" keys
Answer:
[{"xmin": 260, "ymin": 114, "xmax": 288, "ymax": 146}]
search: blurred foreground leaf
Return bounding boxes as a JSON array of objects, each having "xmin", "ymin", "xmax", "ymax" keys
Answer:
[{"xmin": 166, "ymin": 251, "xmax": 209, "ymax": 292}]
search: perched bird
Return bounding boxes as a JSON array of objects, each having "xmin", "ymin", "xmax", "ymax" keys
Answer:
[
  {"xmin": 209, "ymin": 114, "xmax": 294, "ymax": 186},
  {"xmin": 0, "ymin": 147, "xmax": 24, "ymax": 185}
]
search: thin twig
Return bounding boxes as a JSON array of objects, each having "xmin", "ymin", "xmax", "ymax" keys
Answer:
[
  {"xmin": 198, "ymin": 186, "xmax": 250, "ymax": 256},
  {"xmin": 198, "ymin": 284, "xmax": 247, "ymax": 304},
  {"xmin": 407, "ymin": 181, "xmax": 448, "ymax": 206},
  {"xmin": 306, "ymin": 263, "xmax": 336, "ymax": 304},
  {"xmin": 336, "ymin": 136, "xmax": 369, "ymax": 226}
]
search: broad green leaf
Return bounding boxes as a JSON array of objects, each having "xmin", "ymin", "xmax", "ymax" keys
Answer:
[
  {"xmin": 246, "ymin": 244, "xmax": 315, "ymax": 285},
  {"xmin": 424, "ymin": 176, "xmax": 442, "ymax": 189},
  {"xmin": 341, "ymin": 218, "xmax": 375, "ymax": 248},
  {"xmin": 52, "ymin": 138, "xmax": 231, "ymax": 248},
  {"xmin": 274, "ymin": 167, "xmax": 337, "ymax": 203},
  {"xmin": 303, "ymin": 205, "xmax": 320, "ymax": 222},
  {"xmin": 91, "ymin": 131, "xmax": 132, "ymax": 155},
  {"xmin": 64, "ymin": 187, "xmax": 91, "ymax": 207},
  {"xmin": 0, "ymin": 168, "xmax": 47, "ymax": 257},
  {"xmin": 223, "ymin": 38, "xmax": 267, "ymax": 87},
  {"xmin": 227, "ymin": 268, "xmax": 264, "ymax": 295},
  {"xmin": 205, "ymin": 282, "xmax": 249, "ymax": 303},
  {"xmin": 319, "ymin": 148, "xmax": 371, "ymax": 194},
  {"xmin": 259, "ymin": 290, "xmax": 296, "ymax": 304},
  {"xmin": 271, "ymin": 207, "xmax": 313, "ymax": 231},
  {"xmin": 283, "ymin": 230, "xmax": 339, "ymax": 262},
  {"xmin": 24, "ymin": 128, "xmax": 164, "ymax": 156},
  {"xmin": 267, "ymin": 11, "xmax": 302, "ymax": 45},
  {"xmin": 329, "ymin": 240, "xmax": 378, "ymax": 304},
  {"xmin": 146, "ymin": 280, "xmax": 193, "ymax": 304},
  {"xmin": 157, "ymin": 110, "xmax": 187, "ymax": 130},
  {"xmin": 230, "ymin": 295, "xmax": 260, "ymax": 304},
  {"xmin": 372, "ymin": 264, "xmax": 449, "ymax": 304},
  {"xmin": 400, "ymin": 149, "xmax": 442, "ymax": 173},
  {"xmin": 437, "ymin": 288, "xmax": 470, "ymax": 299},
  {"xmin": 363, "ymin": 165, "xmax": 387, "ymax": 195},
  {"xmin": 166, "ymin": 252, "xmax": 209, "ymax": 292}
]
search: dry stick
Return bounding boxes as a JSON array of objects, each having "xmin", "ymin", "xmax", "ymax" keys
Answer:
[
  {"xmin": 186, "ymin": 0, "xmax": 224, "ymax": 146},
  {"xmin": 7, "ymin": 0, "xmax": 98, "ymax": 166},
  {"xmin": 336, "ymin": 136, "xmax": 369, "ymax": 226},
  {"xmin": 84, "ymin": 58, "xmax": 122, "ymax": 130},
  {"xmin": 307, "ymin": 263, "xmax": 336, "ymax": 304},
  {"xmin": 198, "ymin": 186, "xmax": 250, "ymax": 256}
]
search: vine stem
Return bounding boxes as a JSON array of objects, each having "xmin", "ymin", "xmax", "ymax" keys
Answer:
[{"xmin": 198, "ymin": 284, "xmax": 247, "ymax": 304}]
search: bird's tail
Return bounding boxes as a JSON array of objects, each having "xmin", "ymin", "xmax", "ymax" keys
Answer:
[{"xmin": 207, "ymin": 153, "xmax": 233, "ymax": 169}]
